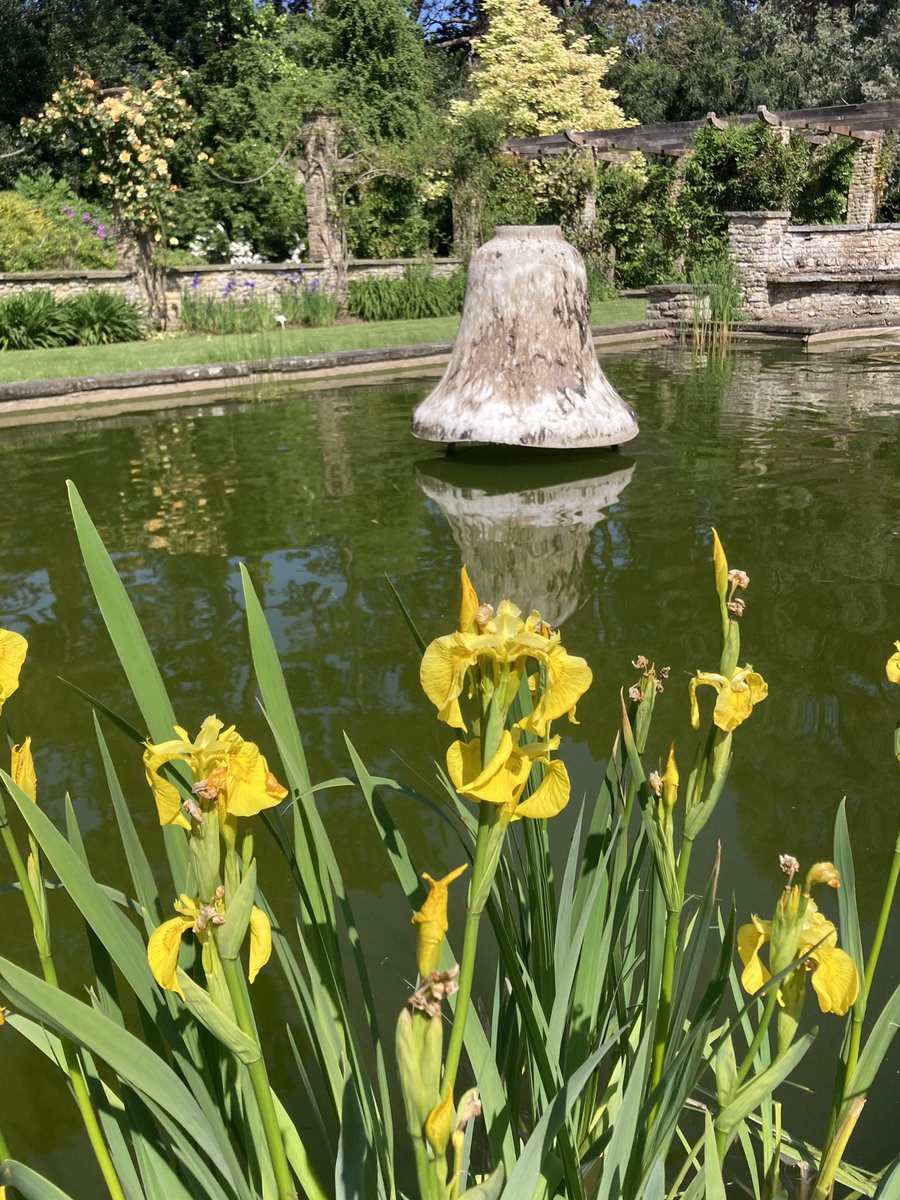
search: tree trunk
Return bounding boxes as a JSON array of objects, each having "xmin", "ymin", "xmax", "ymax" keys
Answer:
[{"xmin": 117, "ymin": 226, "xmax": 167, "ymax": 329}]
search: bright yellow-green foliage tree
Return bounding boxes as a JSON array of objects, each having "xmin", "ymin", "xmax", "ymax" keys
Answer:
[{"xmin": 452, "ymin": 0, "xmax": 627, "ymax": 137}]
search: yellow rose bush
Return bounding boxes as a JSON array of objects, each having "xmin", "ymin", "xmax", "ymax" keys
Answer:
[
  {"xmin": 22, "ymin": 74, "xmax": 196, "ymax": 324},
  {"xmin": 23, "ymin": 74, "xmax": 193, "ymax": 236}
]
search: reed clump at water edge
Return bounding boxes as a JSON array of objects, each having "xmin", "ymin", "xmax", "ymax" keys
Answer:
[
  {"xmin": 0, "ymin": 486, "xmax": 899, "ymax": 1200},
  {"xmin": 686, "ymin": 254, "xmax": 745, "ymax": 355}
]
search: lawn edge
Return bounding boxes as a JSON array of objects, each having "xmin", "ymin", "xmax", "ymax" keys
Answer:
[{"xmin": 0, "ymin": 322, "xmax": 669, "ymax": 410}]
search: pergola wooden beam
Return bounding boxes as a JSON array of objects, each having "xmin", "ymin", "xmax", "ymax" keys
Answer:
[{"xmin": 506, "ymin": 98, "xmax": 900, "ymax": 159}]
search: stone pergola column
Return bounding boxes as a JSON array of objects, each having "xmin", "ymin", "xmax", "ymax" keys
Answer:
[
  {"xmin": 666, "ymin": 150, "xmax": 692, "ymax": 274},
  {"xmin": 578, "ymin": 148, "xmax": 598, "ymax": 232},
  {"xmin": 560, "ymin": 131, "xmax": 600, "ymax": 243},
  {"xmin": 846, "ymin": 138, "xmax": 882, "ymax": 224},
  {"xmin": 726, "ymin": 211, "xmax": 790, "ymax": 322},
  {"xmin": 297, "ymin": 110, "xmax": 345, "ymax": 268}
]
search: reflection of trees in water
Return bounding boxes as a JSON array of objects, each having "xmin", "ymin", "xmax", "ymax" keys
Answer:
[{"xmin": 0, "ymin": 382, "xmax": 465, "ymax": 889}]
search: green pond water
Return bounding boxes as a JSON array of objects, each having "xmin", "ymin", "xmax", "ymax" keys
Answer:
[{"xmin": 1, "ymin": 344, "xmax": 899, "ymax": 1190}]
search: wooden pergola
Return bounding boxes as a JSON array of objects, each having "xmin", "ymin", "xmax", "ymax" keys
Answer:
[{"xmin": 505, "ymin": 99, "xmax": 900, "ymax": 161}]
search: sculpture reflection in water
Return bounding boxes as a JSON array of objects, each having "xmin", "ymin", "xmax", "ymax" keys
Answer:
[{"xmin": 416, "ymin": 448, "xmax": 635, "ymax": 628}]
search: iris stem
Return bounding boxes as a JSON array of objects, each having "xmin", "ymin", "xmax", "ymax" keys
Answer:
[
  {"xmin": 441, "ymin": 803, "xmax": 492, "ymax": 1099},
  {"xmin": 0, "ymin": 823, "xmax": 44, "ymax": 941},
  {"xmin": 649, "ymin": 835, "xmax": 694, "ymax": 1106},
  {"xmin": 412, "ymin": 1136, "xmax": 438, "ymax": 1200},
  {"xmin": 825, "ymin": 820, "xmax": 900, "ymax": 1149},
  {"xmin": 863, "ymin": 825, "xmax": 900, "ymax": 998},
  {"xmin": 715, "ymin": 987, "xmax": 781, "ymax": 1166},
  {"xmin": 221, "ymin": 956, "xmax": 299, "ymax": 1200},
  {"xmin": 0, "ymin": 819, "xmax": 126, "ymax": 1200},
  {"xmin": 443, "ymin": 687, "xmax": 508, "ymax": 1098}
]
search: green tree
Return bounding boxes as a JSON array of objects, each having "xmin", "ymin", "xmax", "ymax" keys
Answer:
[
  {"xmin": 745, "ymin": 1, "xmax": 859, "ymax": 108},
  {"xmin": 573, "ymin": 0, "xmax": 755, "ymax": 124},
  {"xmin": 677, "ymin": 124, "xmax": 809, "ymax": 259},
  {"xmin": 316, "ymin": 0, "xmax": 434, "ymax": 143},
  {"xmin": 0, "ymin": 0, "xmax": 48, "ymax": 126},
  {"xmin": 178, "ymin": 24, "xmax": 321, "ymax": 259}
]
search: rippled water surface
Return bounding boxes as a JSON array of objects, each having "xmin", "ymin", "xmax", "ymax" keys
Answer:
[{"xmin": 2, "ymin": 344, "xmax": 899, "ymax": 1187}]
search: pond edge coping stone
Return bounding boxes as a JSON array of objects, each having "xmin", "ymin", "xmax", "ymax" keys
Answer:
[{"xmin": 0, "ymin": 323, "xmax": 669, "ymax": 409}]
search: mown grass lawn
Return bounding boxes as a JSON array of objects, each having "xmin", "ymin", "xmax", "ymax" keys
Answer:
[{"xmin": 0, "ymin": 299, "xmax": 648, "ymax": 385}]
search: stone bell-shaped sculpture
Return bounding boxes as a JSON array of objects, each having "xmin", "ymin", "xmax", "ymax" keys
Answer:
[{"xmin": 411, "ymin": 226, "xmax": 639, "ymax": 449}]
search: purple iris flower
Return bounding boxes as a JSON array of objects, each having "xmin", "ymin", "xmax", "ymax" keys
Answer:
[
  {"xmin": 191, "ymin": 274, "xmax": 201, "ymax": 289},
  {"xmin": 82, "ymin": 212, "xmax": 92, "ymax": 223}
]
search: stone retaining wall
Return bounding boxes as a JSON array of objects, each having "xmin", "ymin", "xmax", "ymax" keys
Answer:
[
  {"xmin": 0, "ymin": 258, "xmax": 461, "ymax": 328},
  {"xmin": 728, "ymin": 212, "xmax": 900, "ymax": 322},
  {"xmin": 645, "ymin": 283, "xmax": 705, "ymax": 326}
]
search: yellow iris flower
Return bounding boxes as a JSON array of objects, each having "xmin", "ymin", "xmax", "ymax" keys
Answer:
[
  {"xmin": 711, "ymin": 526, "xmax": 729, "ymax": 600},
  {"xmin": 11, "ymin": 737, "xmax": 37, "ymax": 803},
  {"xmin": 738, "ymin": 899, "xmax": 859, "ymax": 1016},
  {"xmin": 690, "ymin": 665, "xmax": 768, "ymax": 732},
  {"xmin": 0, "ymin": 628, "xmax": 28, "ymax": 716},
  {"xmin": 887, "ymin": 640, "xmax": 900, "ymax": 684},
  {"xmin": 411, "ymin": 864, "xmax": 468, "ymax": 977},
  {"xmin": 143, "ymin": 715, "xmax": 288, "ymax": 829},
  {"xmin": 447, "ymin": 729, "xmax": 571, "ymax": 821},
  {"xmin": 148, "ymin": 893, "xmax": 272, "ymax": 998},
  {"xmin": 420, "ymin": 580, "xmax": 592, "ymax": 735}
]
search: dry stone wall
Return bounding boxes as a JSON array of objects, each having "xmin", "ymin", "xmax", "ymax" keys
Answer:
[
  {"xmin": 0, "ymin": 258, "xmax": 461, "ymax": 328},
  {"xmin": 727, "ymin": 212, "xmax": 900, "ymax": 323},
  {"xmin": 649, "ymin": 214, "xmax": 900, "ymax": 326},
  {"xmin": 645, "ymin": 283, "xmax": 705, "ymax": 326}
]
